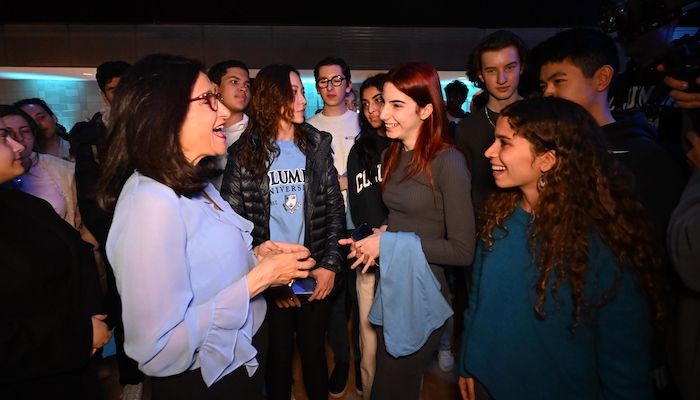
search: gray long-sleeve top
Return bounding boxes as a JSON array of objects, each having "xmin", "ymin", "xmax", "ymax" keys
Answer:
[{"xmin": 382, "ymin": 147, "xmax": 476, "ymax": 290}]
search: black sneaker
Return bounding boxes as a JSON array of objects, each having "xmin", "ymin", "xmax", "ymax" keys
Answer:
[{"xmin": 329, "ymin": 363, "xmax": 349, "ymax": 398}]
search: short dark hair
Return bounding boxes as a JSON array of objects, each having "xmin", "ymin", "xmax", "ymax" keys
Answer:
[
  {"xmin": 444, "ymin": 80, "xmax": 469, "ymax": 102},
  {"xmin": 96, "ymin": 61, "xmax": 131, "ymax": 93},
  {"xmin": 532, "ymin": 28, "xmax": 619, "ymax": 78},
  {"xmin": 97, "ymin": 53, "xmax": 209, "ymax": 211},
  {"xmin": 467, "ymin": 30, "xmax": 528, "ymax": 89},
  {"xmin": 13, "ymin": 97, "xmax": 56, "ymax": 117},
  {"xmin": 207, "ymin": 59, "xmax": 249, "ymax": 85},
  {"xmin": 313, "ymin": 56, "xmax": 351, "ymax": 83}
]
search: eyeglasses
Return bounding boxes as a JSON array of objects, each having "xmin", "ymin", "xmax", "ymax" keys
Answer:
[
  {"xmin": 190, "ymin": 92, "xmax": 223, "ymax": 112},
  {"xmin": 317, "ymin": 75, "xmax": 346, "ymax": 88}
]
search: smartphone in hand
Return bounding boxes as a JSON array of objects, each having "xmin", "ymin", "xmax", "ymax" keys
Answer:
[
  {"xmin": 290, "ymin": 277, "xmax": 316, "ymax": 295},
  {"xmin": 351, "ymin": 222, "xmax": 373, "ymax": 241},
  {"xmin": 350, "ymin": 222, "xmax": 379, "ymax": 272}
]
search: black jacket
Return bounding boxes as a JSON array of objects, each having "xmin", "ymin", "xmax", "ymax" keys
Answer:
[
  {"xmin": 347, "ymin": 134, "xmax": 389, "ymax": 229},
  {"xmin": 604, "ymin": 110, "xmax": 687, "ymax": 241},
  {"xmin": 0, "ymin": 189, "xmax": 104, "ymax": 397},
  {"xmin": 71, "ymin": 113, "xmax": 124, "ymax": 329},
  {"xmin": 71, "ymin": 112, "xmax": 111, "ymax": 245},
  {"xmin": 220, "ymin": 123, "xmax": 345, "ymax": 273}
]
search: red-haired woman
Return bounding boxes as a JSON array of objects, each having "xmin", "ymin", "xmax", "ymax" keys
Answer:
[{"xmin": 342, "ymin": 61, "xmax": 475, "ymax": 399}]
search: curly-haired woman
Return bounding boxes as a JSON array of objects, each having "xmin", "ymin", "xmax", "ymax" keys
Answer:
[{"xmin": 458, "ymin": 97, "xmax": 665, "ymax": 400}]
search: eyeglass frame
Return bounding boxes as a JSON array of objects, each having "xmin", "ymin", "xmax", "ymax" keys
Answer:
[
  {"xmin": 316, "ymin": 75, "xmax": 346, "ymax": 89},
  {"xmin": 190, "ymin": 92, "xmax": 224, "ymax": 112}
]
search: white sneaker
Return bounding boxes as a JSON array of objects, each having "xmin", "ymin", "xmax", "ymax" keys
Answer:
[
  {"xmin": 120, "ymin": 382, "xmax": 143, "ymax": 400},
  {"xmin": 437, "ymin": 349, "xmax": 454, "ymax": 372}
]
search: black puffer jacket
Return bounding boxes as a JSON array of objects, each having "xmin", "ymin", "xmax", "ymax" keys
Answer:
[{"xmin": 220, "ymin": 123, "xmax": 345, "ymax": 273}]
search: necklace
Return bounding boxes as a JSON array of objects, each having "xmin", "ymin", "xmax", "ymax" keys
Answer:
[{"xmin": 484, "ymin": 106, "xmax": 496, "ymax": 128}]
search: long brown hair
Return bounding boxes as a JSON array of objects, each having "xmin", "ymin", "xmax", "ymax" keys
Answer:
[
  {"xmin": 238, "ymin": 64, "xmax": 309, "ymax": 178},
  {"xmin": 382, "ymin": 62, "xmax": 451, "ymax": 188},
  {"xmin": 480, "ymin": 97, "xmax": 665, "ymax": 331},
  {"xmin": 96, "ymin": 54, "xmax": 209, "ymax": 212}
]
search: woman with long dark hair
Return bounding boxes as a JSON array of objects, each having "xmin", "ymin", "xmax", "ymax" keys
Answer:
[
  {"xmin": 97, "ymin": 54, "xmax": 313, "ymax": 398},
  {"xmin": 346, "ymin": 72, "xmax": 389, "ymax": 398},
  {"xmin": 220, "ymin": 63, "xmax": 345, "ymax": 400}
]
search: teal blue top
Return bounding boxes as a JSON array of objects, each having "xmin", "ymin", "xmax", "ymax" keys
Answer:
[{"xmin": 459, "ymin": 205, "xmax": 652, "ymax": 399}]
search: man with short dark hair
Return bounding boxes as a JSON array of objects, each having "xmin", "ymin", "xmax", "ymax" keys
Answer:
[
  {"xmin": 444, "ymin": 80, "xmax": 469, "ymax": 140},
  {"xmin": 534, "ymin": 27, "xmax": 686, "ymax": 241},
  {"xmin": 14, "ymin": 97, "xmax": 71, "ymax": 160},
  {"xmin": 207, "ymin": 60, "xmax": 251, "ymax": 190}
]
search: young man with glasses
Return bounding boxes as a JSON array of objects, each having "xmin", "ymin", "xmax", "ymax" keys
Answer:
[
  {"xmin": 307, "ymin": 55, "xmax": 362, "ymax": 398},
  {"xmin": 207, "ymin": 60, "xmax": 251, "ymax": 190}
]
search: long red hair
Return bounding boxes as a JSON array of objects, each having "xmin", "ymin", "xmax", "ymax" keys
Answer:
[{"xmin": 382, "ymin": 62, "xmax": 451, "ymax": 188}]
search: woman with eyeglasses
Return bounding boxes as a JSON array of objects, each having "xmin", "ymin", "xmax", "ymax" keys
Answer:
[
  {"xmin": 97, "ymin": 54, "xmax": 314, "ymax": 399},
  {"xmin": 0, "ymin": 117, "xmax": 110, "ymax": 398},
  {"xmin": 220, "ymin": 64, "xmax": 345, "ymax": 400}
]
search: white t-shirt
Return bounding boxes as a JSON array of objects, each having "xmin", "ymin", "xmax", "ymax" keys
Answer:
[
  {"xmin": 307, "ymin": 109, "xmax": 360, "ymax": 228},
  {"xmin": 307, "ymin": 109, "xmax": 360, "ymax": 178}
]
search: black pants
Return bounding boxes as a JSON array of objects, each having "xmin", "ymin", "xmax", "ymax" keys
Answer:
[
  {"xmin": 326, "ymin": 230, "xmax": 361, "ymax": 382},
  {"xmin": 265, "ymin": 297, "xmax": 331, "ymax": 400},
  {"xmin": 327, "ymin": 269, "xmax": 361, "ymax": 365},
  {"xmin": 371, "ymin": 324, "xmax": 445, "ymax": 400},
  {"xmin": 150, "ymin": 318, "xmax": 268, "ymax": 400}
]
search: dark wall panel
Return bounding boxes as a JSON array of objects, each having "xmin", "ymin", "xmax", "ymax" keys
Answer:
[
  {"xmin": 68, "ymin": 25, "xmax": 136, "ymax": 65},
  {"xmin": 135, "ymin": 25, "xmax": 205, "ymax": 61},
  {"xmin": 0, "ymin": 23, "xmax": 562, "ymax": 71},
  {"xmin": 3, "ymin": 24, "xmax": 73, "ymax": 66},
  {"xmin": 203, "ymin": 25, "xmax": 273, "ymax": 67}
]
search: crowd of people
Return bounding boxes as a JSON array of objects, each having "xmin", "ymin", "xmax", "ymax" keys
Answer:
[{"xmin": 1, "ymin": 20, "xmax": 699, "ymax": 400}]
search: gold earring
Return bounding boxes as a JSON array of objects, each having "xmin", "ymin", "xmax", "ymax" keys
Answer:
[{"xmin": 537, "ymin": 174, "xmax": 546, "ymax": 191}]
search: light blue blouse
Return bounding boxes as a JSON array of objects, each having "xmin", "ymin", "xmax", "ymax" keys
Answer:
[{"xmin": 106, "ymin": 172, "xmax": 266, "ymax": 387}]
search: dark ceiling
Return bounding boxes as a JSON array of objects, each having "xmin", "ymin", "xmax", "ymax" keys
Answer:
[{"xmin": 3, "ymin": 1, "xmax": 608, "ymax": 27}]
